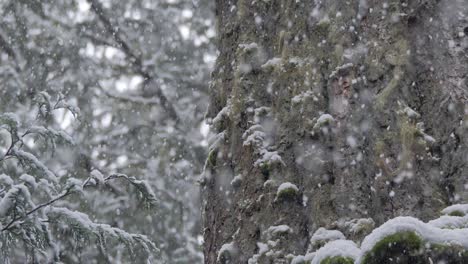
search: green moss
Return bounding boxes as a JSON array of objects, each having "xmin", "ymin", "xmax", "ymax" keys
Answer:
[
  {"xmin": 361, "ymin": 231, "xmax": 423, "ymax": 264},
  {"xmin": 448, "ymin": 211, "xmax": 465, "ymax": 217},
  {"xmin": 396, "ymin": 115, "xmax": 419, "ymax": 173},
  {"xmin": 321, "ymin": 256, "xmax": 354, "ymax": 264},
  {"xmin": 428, "ymin": 243, "xmax": 468, "ymax": 262},
  {"xmin": 374, "ymin": 140, "xmax": 386, "ymax": 155},
  {"xmin": 400, "ymin": 119, "xmax": 417, "ymax": 152},
  {"xmin": 278, "ymin": 30, "xmax": 287, "ymax": 56},
  {"xmin": 374, "ymin": 37, "xmax": 409, "ymax": 109},
  {"xmin": 230, "ymin": 73, "xmax": 247, "ymax": 119},
  {"xmin": 375, "ymin": 67, "xmax": 403, "ymax": 110},
  {"xmin": 260, "ymin": 163, "xmax": 270, "ymax": 178},
  {"xmin": 362, "ymin": 232, "xmax": 468, "ymax": 263},
  {"xmin": 207, "ymin": 150, "xmax": 218, "ymax": 167},
  {"xmin": 315, "ymin": 19, "xmax": 331, "ymax": 37},
  {"xmin": 384, "ymin": 39, "xmax": 409, "ymax": 66},
  {"xmin": 332, "ymin": 44, "xmax": 344, "ymax": 66},
  {"xmin": 237, "ymin": 0, "xmax": 247, "ymax": 19},
  {"xmin": 276, "ymin": 186, "xmax": 298, "ymax": 201}
]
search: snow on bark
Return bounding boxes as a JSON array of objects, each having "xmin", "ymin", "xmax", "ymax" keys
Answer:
[
  {"xmin": 357, "ymin": 216, "xmax": 468, "ymax": 263},
  {"xmin": 311, "ymin": 240, "xmax": 359, "ymax": 264}
]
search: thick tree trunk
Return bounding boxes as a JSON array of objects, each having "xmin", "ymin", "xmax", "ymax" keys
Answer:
[{"xmin": 203, "ymin": 0, "xmax": 467, "ymax": 263}]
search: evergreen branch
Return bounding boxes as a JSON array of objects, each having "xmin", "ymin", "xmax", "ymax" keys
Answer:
[
  {"xmin": 1, "ymin": 188, "xmax": 72, "ymax": 232},
  {"xmin": 104, "ymin": 173, "xmax": 158, "ymax": 206}
]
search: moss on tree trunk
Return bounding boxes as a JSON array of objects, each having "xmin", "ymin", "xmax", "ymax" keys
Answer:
[{"xmin": 203, "ymin": 0, "xmax": 468, "ymax": 262}]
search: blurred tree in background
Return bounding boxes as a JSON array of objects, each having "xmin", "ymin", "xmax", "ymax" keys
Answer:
[{"xmin": 0, "ymin": 0, "xmax": 215, "ymax": 262}]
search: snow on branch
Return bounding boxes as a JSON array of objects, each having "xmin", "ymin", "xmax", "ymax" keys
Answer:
[
  {"xmin": 104, "ymin": 173, "xmax": 158, "ymax": 207},
  {"xmin": 46, "ymin": 206, "xmax": 159, "ymax": 256},
  {"xmin": 12, "ymin": 149, "xmax": 58, "ymax": 183}
]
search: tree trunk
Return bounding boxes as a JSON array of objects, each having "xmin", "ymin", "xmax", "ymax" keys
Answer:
[{"xmin": 203, "ymin": 0, "xmax": 468, "ymax": 263}]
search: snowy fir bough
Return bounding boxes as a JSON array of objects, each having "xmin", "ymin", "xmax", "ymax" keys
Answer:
[{"xmin": 0, "ymin": 93, "xmax": 158, "ymax": 263}]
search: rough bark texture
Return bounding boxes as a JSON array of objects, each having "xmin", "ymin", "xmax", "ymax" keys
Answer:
[{"xmin": 203, "ymin": 0, "xmax": 467, "ymax": 263}]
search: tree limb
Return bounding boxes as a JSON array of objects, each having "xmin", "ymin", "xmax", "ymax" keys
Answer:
[
  {"xmin": 1, "ymin": 189, "xmax": 72, "ymax": 232},
  {"xmin": 87, "ymin": 0, "xmax": 180, "ymax": 123}
]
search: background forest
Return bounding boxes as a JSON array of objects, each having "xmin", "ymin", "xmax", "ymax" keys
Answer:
[{"xmin": 0, "ymin": 0, "xmax": 214, "ymax": 263}]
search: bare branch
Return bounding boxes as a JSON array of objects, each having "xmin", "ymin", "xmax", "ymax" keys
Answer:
[
  {"xmin": 0, "ymin": 30, "xmax": 23, "ymax": 72},
  {"xmin": 87, "ymin": 0, "xmax": 180, "ymax": 122}
]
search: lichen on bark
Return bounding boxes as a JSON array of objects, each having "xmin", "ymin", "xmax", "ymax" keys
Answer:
[{"xmin": 203, "ymin": 0, "xmax": 468, "ymax": 263}]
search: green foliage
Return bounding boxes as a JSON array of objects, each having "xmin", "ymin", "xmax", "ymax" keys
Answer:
[
  {"xmin": 448, "ymin": 211, "xmax": 465, "ymax": 217},
  {"xmin": 46, "ymin": 207, "xmax": 158, "ymax": 257},
  {"xmin": 427, "ymin": 244, "xmax": 468, "ymax": 263},
  {"xmin": 260, "ymin": 162, "xmax": 270, "ymax": 177},
  {"xmin": 0, "ymin": 113, "xmax": 20, "ymax": 133},
  {"xmin": 276, "ymin": 184, "xmax": 299, "ymax": 201},
  {"xmin": 277, "ymin": 188, "xmax": 298, "ymax": 200},
  {"xmin": 361, "ymin": 231, "xmax": 468, "ymax": 264},
  {"xmin": 361, "ymin": 231, "xmax": 423, "ymax": 264},
  {"xmin": 321, "ymin": 256, "xmax": 355, "ymax": 264},
  {"xmin": 104, "ymin": 174, "xmax": 158, "ymax": 208}
]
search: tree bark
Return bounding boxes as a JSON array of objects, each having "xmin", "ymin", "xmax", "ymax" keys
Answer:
[{"xmin": 203, "ymin": 0, "xmax": 468, "ymax": 263}]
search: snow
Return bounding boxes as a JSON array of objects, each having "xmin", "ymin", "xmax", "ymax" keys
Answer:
[
  {"xmin": 254, "ymin": 150, "xmax": 284, "ymax": 167},
  {"xmin": 310, "ymin": 227, "xmax": 346, "ymax": 246},
  {"xmin": 66, "ymin": 178, "xmax": 84, "ymax": 193},
  {"xmin": 0, "ymin": 184, "xmax": 33, "ymax": 218},
  {"xmin": 291, "ymin": 90, "xmax": 315, "ymax": 104},
  {"xmin": 27, "ymin": 126, "xmax": 74, "ymax": 145},
  {"xmin": 90, "ymin": 170, "xmax": 105, "ymax": 184},
  {"xmin": 242, "ymin": 125, "xmax": 264, "ymax": 146},
  {"xmin": 266, "ymin": 225, "xmax": 292, "ymax": 236},
  {"xmin": 0, "ymin": 187, "xmax": 19, "ymax": 218},
  {"xmin": 346, "ymin": 136, "xmax": 357, "ymax": 148},
  {"xmin": 329, "ymin": 63, "xmax": 353, "ymax": 78},
  {"xmin": 242, "ymin": 124, "xmax": 285, "ymax": 168},
  {"xmin": 441, "ymin": 204, "xmax": 468, "ymax": 216},
  {"xmin": 357, "ymin": 216, "xmax": 468, "ymax": 263},
  {"xmin": 428, "ymin": 215, "xmax": 468, "ymax": 229},
  {"xmin": 423, "ymin": 134, "xmax": 436, "ymax": 143},
  {"xmin": 0, "ymin": 174, "xmax": 14, "ymax": 186},
  {"xmin": 276, "ymin": 182, "xmax": 299, "ymax": 195},
  {"xmin": 12, "ymin": 149, "xmax": 57, "ymax": 182},
  {"xmin": 244, "ymin": 130, "xmax": 266, "ymax": 147},
  {"xmin": 239, "ymin": 42, "xmax": 259, "ymax": 52},
  {"xmin": 20, "ymin": 174, "xmax": 37, "ymax": 189},
  {"xmin": 288, "ymin": 57, "xmax": 306, "ymax": 66},
  {"xmin": 0, "ymin": 112, "xmax": 21, "ymax": 128},
  {"xmin": 210, "ymin": 99, "xmax": 231, "ymax": 127},
  {"xmin": 313, "ymin": 114, "xmax": 335, "ymax": 130},
  {"xmin": 254, "ymin": 106, "xmax": 271, "ymax": 123},
  {"xmin": 54, "ymin": 130, "xmax": 75, "ymax": 145},
  {"xmin": 217, "ymin": 242, "xmax": 237, "ymax": 261},
  {"xmin": 311, "ymin": 240, "xmax": 359, "ymax": 264},
  {"xmin": 230, "ymin": 174, "xmax": 243, "ymax": 187},
  {"xmin": 46, "ymin": 206, "xmax": 157, "ymax": 252},
  {"xmin": 247, "ymin": 242, "xmax": 268, "ymax": 264},
  {"xmin": 208, "ymin": 131, "xmax": 226, "ymax": 151},
  {"xmin": 342, "ymin": 218, "xmax": 375, "ymax": 235},
  {"xmin": 261, "ymin": 57, "xmax": 282, "ymax": 70},
  {"xmin": 27, "ymin": 125, "xmax": 48, "ymax": 135},
  {"xmin": 257, "ymin": 242, "xmax": 268, "ymax": 255},
  {"xmin": 402, "ymin": 106, "xmax": 421, "ymax": 118},
  {"xmin": 291, "ymin": 252, "xmax": 315, "ymax": 264}
]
